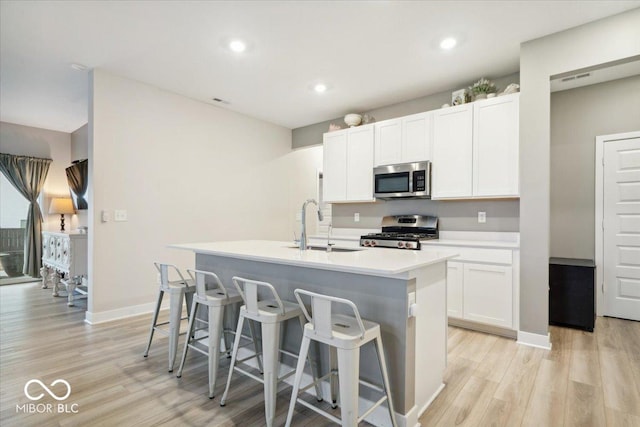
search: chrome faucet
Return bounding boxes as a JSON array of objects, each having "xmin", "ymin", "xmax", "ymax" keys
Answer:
[
  {"xmin": 326, "ymin": 223, "xmax": 334, "ymax": 253},
  {"xmin": 300, "ymin": 199, "xmax": 323, "ymax": 250}
]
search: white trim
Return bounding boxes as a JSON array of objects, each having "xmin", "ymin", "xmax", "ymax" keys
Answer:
[
  {"xmin": 84, "ymin": 300, "xmax": 171, "ymax": 324},
  {"xmin": 417, "ymin": 382, "xmax": 445, "ymax": 418},
  {"xmin": 594, "ymin": 131, "xmax": 640, "ymax": 317},
  {"xmin": 517, "ymin": 330, "xmax": 552, "ymax": 350}
]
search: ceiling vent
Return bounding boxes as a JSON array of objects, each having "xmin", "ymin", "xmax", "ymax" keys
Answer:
[{"xmin": 561, "ymin": 72, "xmax": 591, "ymax": 83}]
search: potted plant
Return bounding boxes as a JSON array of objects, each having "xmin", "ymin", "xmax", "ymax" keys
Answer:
[{"xmin": 469, "ymin": 78, "xmax": 497, "ymax": 100}]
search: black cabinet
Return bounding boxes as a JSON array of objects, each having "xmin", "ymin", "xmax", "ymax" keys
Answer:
[{"xmin": 549, "ymin": 258, "xmax": 596, "ymax": 332}]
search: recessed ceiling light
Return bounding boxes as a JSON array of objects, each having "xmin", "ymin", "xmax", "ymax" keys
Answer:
[
  {"xmin": 229, "ymin": 39, "xmax": 247, "ymax": 53},
  {"xmin": 70, "ymin": 63, "xmax": 87, "ymax": 71},
  {"xmin": 439, "ymin": 37, "xmax": 457, "ymax": 50},
  {"xmin": 314, "ymin": 83, "xmax": 327, "ymax": 93}
]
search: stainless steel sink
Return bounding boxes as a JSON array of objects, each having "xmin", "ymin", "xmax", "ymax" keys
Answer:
[{"xmin": 286, "ymin": 245, "xmax": 362, "ymax": 253}]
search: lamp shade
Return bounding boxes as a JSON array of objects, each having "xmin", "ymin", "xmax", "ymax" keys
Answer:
[{"xmin": 49, "ymin": 197, "xmax": 75, "ymax": 215}]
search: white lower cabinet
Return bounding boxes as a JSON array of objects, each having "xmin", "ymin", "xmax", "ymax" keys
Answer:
[
  {"xmin": 443, "ymin": 245, "xmax": 517, "ymax": 330},
  {"xmin": 446, "ymin": 261, "xmax": 464, "ymax": 318},
  {"xmin": 462, "ymin": 263, "xmax": 513, "ymax": 328}
]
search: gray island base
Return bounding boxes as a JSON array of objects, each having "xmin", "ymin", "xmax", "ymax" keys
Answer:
[{"xmin": 170, "ymin": 240, "xmax": 456, "ymax": 427}]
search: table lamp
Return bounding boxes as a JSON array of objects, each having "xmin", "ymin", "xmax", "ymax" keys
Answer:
[{"xmin": 49, "ymin": 197, "xmax": 75, "ymax": 232}]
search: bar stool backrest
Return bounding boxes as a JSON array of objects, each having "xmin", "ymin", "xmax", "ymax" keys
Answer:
[
  {"xmin": 232, "ymin": 276, "xmax": 285, "ymax": 315},
  {"xmin": 186, "ymin": 269, "xmax": 228, "ymax": 300},
  {"xmin": 294, "ymin": 289, "xmax": 366, "ymax": 340},
  {"xmin": 154, "ymin": 262, "xmax": 189, "ymax": 292}
]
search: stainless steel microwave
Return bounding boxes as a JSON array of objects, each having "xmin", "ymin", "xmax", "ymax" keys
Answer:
[{"xmin": 373, "ymin": 161, "xmax": 431, "ymax": 199}]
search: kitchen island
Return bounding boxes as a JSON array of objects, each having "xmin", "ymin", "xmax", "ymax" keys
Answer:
[{"xmin": 170, "ymin": 240, "xmax": 456, "ymax": 427}]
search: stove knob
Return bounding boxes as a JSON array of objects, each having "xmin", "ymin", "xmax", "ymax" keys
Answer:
[
  {"xmin": 371, "ymin": 240, "xmax": 377, "ymax": 246},
  {"xmin": 397, "ymin": 242, "xmax": 404, "ymax": 248}
]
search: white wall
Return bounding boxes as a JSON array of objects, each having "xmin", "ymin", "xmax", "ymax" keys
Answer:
[
  {"xmin": 0, "ymin": 121, "xmax": 73, "ymax": 231},
  {"xmin": 519, "ymin": 8, "xmax": 640, "ymax": 339},
  {"xmin": 71, "ymin": 124, "xmax": 88, "ymax": 161},
  {"xmin": 88, "ymin": 70, "xmax": 321, "ymax": 319}
]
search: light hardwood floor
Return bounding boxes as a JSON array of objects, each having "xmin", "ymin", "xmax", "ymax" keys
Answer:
[{"xmin": 1, "ymin": 282, "xmax": 638, "ymax": 426}]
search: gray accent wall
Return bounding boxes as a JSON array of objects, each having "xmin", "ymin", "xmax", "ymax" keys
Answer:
[
  {"xmin": 520, "ymin": 8, "xmax": 640, "ymax": 337},
  {"xmin": 292, "ymin": 73, "xmax": 520, "ymax": 149},
  {"xmin": 550, "ymin": 75, "xmax": 640, "ymax": 260},
  {"xmin": 332, "ymin": 199, "xmax": 519, "ymax": 232}
]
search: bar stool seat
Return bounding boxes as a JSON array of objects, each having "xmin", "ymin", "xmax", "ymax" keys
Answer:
[
  {"xmin": 143, "ymin": 263, "xmax": 195, "ymax": 372},
  {"xmin": 286, "ymin": 289, "xmax": 398, "ymax": 427},
  {"xmin": 219, "ymin": 277, "xmax": 322, "ymax": 427},
  {"xmin": 176, "ymin": 269, "xmax": 262, "ymax": 399}
]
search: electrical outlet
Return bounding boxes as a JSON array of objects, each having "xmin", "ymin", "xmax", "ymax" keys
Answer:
[
  {"xmin": 478, "ymin": 211, "xmax": 487, "ymax": 223},
  {"xmin": 408, "ymin": 291, "xmax": 417, "ymax": 318},
  {"xmin": 295, "ymin": 211, "xmax": 302, "ymax": 221},
  {"xmin": 114, "ymin": 210, "xmax": 128, "ymax": 221},
  {"xmin": 354, "ymin": 213, "xmax": 360, "ymax": 222}
]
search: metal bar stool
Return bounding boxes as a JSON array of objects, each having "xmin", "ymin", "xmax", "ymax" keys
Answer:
[
  {"xmin": 176, "ymin": 269, "xmax": 263, "ymax": 399},
  {"xmin": 219, "ymin": 277, "xmax": 323, "ymax": 427},
  {"xmin": 285, "ymin": 289, "xmax": 398, "ymax": 427},
  {"xmin": 143, "ymin": 263, "xmax": 195, "ymax": 372}
]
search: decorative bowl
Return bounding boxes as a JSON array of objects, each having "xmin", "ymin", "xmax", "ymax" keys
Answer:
[{"xmin": 344, "ymin": 114, "xmax": 362, "ymax": 127}]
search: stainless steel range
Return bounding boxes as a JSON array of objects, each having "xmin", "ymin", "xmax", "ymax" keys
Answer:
[{"xmin": 360, "ymin": 215, "xmax": 438, "ymax": 250}]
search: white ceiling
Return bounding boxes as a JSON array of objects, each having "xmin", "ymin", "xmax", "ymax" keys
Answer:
[{"xmin": 1, "ymin": 1, "xmax": 639, "ymax": 133}]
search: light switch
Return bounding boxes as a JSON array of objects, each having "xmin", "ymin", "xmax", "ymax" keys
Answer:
[
  {"xmin": 478, "ymin": 212, "xmax": 486, "ymax": 223},
  {"xmin": 114, "ymin": 210, "xmax": 128, "ymax": 222},
  {"xmin": 101, "ymin": 210, "xmax": 110, "ymax": 223}
]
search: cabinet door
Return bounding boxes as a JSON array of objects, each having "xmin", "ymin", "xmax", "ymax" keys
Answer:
[
  {"xmin": 402, "ymin": 112, "xmax": 431, "ymax": 163},
  {"xmin": 323, "ymin": 130, "xmax": 348, "ymax": 202},
  {"xmin": 473, "ymin": 94, "xmax": 519, "ymax": 197},
  {"xmin": 447, "ymin": 261, "xmax": 464, "ymax": 319},
  {"xmin": 463, "ymin": 263, "xmax": 513, "ymax": 328},
  {"xmin": 374, "ymin": 119, "xmax": 402, "ymax": 166},
  {"xmin": 347, "ymin": 125, "xmax": 375, "ymax": 201},
  {"xmin": 432, "ymin": 104, "xmax": 473, "ymax": 198}
]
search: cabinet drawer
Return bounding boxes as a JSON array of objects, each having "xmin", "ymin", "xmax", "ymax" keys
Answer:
[{"xmin": 444, "ymin": 246, "xmax": 512, "ymax": 265}]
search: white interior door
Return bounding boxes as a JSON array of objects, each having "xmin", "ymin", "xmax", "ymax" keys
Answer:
[{"xmin": 603, "ymin": 135, "xmax": 640, "ymax": 321}]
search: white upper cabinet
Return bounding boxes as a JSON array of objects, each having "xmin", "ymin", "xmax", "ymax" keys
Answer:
[
  {"xmin": 432, "ymin": 94, "xmax": 519, "ymax": 199},
  {"xmin": 323, "ymin": 130, "xmax": 348, "ymax": 202},
  {"xmin": 432, "ymin": 104, "xmax": 473, "ymax": 198},
  {"xmin": 374, "ymin": 119, "xmax": 402, "ymax": 166},
  {"xmin": 374, "ymin": 112, "xmax": 432, "ymax": 166},
  {"xmin": 473, "ymin": 94, "xmax": 519, "ymax": 197},
  {"xmin": 323, "ymin": 124, "xmax": 375, "ymax": 203},
  {"xmin": 402, "ymin": 112, "xmax": 432, "ymax": 163}
]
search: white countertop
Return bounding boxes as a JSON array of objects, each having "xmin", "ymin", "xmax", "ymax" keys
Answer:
[{"xmin": 169, "ymin": 240, "xmax": 457, "ymax": 277}]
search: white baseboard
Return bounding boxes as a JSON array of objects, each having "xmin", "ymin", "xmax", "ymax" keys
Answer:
[
  {"xmin": 84, "ymin": 300, "xmax": 171, "ymax": 324},
  {"xmin": 516, "ymin": 330, "xmax": 552, "ymax": 350}
]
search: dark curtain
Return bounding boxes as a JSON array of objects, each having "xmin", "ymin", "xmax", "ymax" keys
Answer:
[
  {"xmin": 66, "ymin": 160, "xmax": 88, "ymax": 209},
  {"xmin": 0, "ymin": 153, "xmax": 52, "ymax": 276}
]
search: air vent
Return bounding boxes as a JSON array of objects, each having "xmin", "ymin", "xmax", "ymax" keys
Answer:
[
  {"xmin": 212, "ymin": 97, "xmax": 230, "ymax": 105},
  {"xmin": 561, "ymin": 72, "xmax": 591, "ymax": 83}
]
